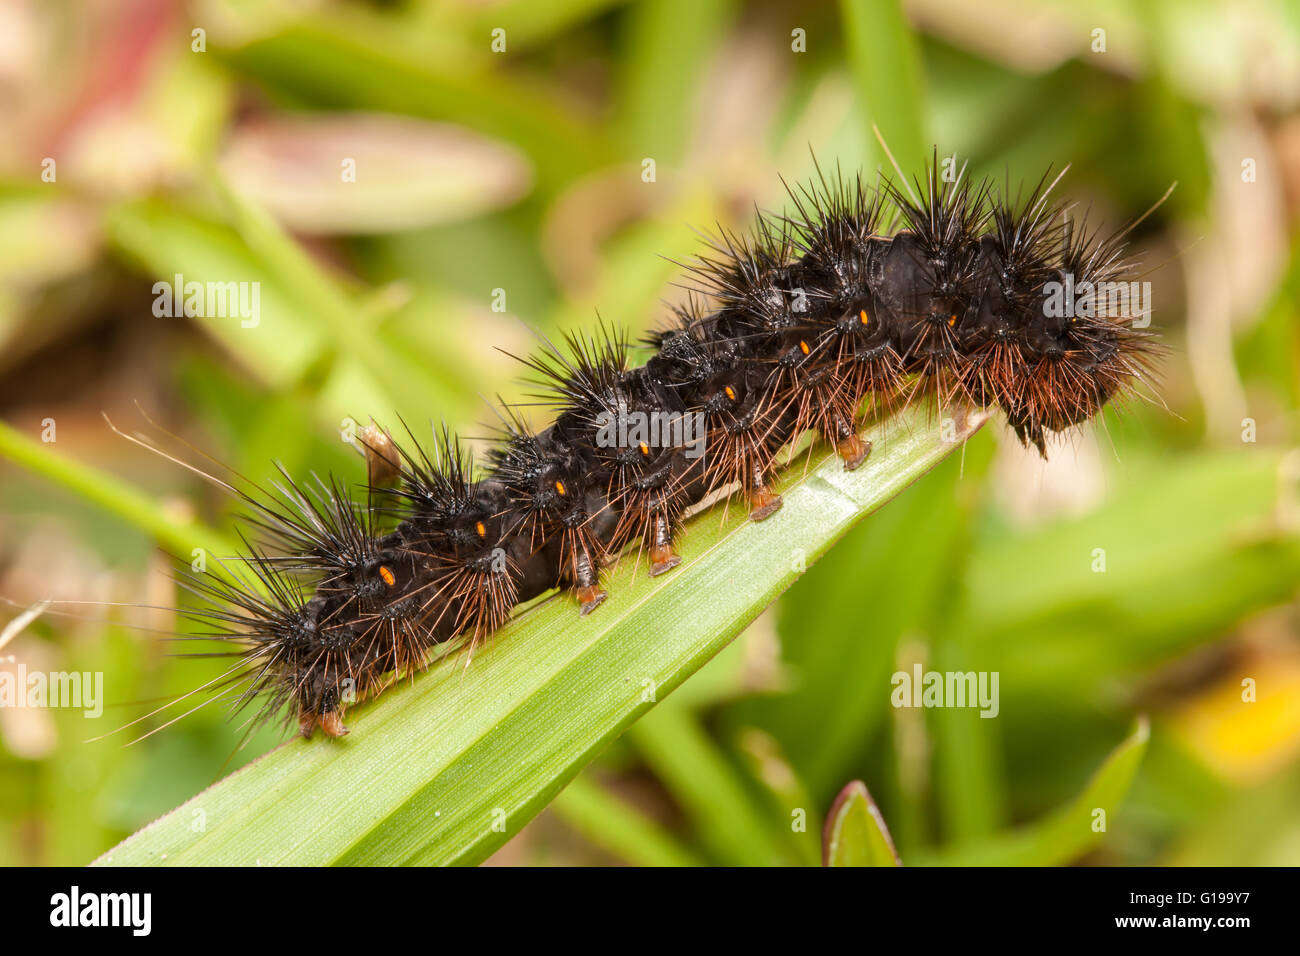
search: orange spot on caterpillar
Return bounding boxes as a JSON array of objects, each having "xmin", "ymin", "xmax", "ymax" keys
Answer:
[
  {"xmin": 724, "ymin": 386, "xmax": 737, "ymax": 401},
  {"xmin": 379, "ymin": 565, "xmax": 395, "ymax": 587},
  {"xmin": 860, "ymin": 309, "xmax": 870, "ymax": 325},
  {"xmin": 799, "ymin": 340, "xmax": 810, "ymax": 355},
  {"xmin": 475, "ymin": 521, "xmax": 487, "ymax": 538},
  {"xmin": 948, "ymin": 315, "xmax": 958, "ymax": 327},
  {"xmin": 639, "ymin": 442, "xmax": 649, "ymax": 455},
  {"xmin": 555, "ymin": 480, "xmax": 567, "ymax": 497}
]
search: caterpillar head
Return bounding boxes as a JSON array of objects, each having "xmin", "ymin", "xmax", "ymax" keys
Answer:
[{"xmin": 1000, "ymin": 268, "xmax": 1153, "ymax": 454}]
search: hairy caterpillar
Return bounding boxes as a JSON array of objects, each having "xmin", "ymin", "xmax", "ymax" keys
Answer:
[{"xmin": 121, "ymin": 157, "xmax": 1161, "ymax": 740}]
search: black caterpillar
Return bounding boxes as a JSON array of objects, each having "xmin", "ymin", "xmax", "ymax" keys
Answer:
[{"xmin": 161, "ymin": 160, "xmax": 1158, "ymax": 738}]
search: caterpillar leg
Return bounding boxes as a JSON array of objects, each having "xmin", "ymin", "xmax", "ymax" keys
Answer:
[
  {"xmin": 647, "ymin": 511, "xmax": 681, "ymax": 576},
  {"xmin": 300, "ymin": 710, "xmax": 349, "ymax": 739},
  {"xmin": 835, "ymin": 433, "xmax": 872, "ymax": 471},
  {"xmin": 572, "ymin": 545, "xmax": 607, "ymax": 615},
  {"xmin": 747, "ymin": 464, "xmax": 783, "ymax": 521},
  {"xmin": 821, "ymin": 408, "xmax": 871, "ymax": 472}
]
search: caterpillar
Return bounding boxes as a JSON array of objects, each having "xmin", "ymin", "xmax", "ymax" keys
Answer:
[{"xmin": 131, "ymin": 157, "xmax": 1160, "ymax": 740}]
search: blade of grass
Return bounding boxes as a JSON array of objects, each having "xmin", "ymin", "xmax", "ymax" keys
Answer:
[
  {"xmin": 629, "ymin": 700, "xmax": 790, "ymax": 865},
  {"xmin": 927, "ymin": 430, "xmax": 1005, "ymax": 843},
  {"xmin": 822, "ymin": 780, "xmax": 901, "ymax": 866},
  {"xmin": 220, "ymin": 23, "xmax": 610, "ymax": 193},
  {"xmin": 918, "ymin": 717, "xmax": 1150, "ymax": 866},
  {"xmin": 550, "ymin": 773, "xmax": 703, "ymax": 867},
  {"xmin": 616, "ymin": 0, "xmax": 735, "ymax": 162},
  {"xmin": 106, "ymin": 197, "xmax": 327, "ymax": 391},
  {"xmin": 209, "ymin": 173, "xmax": 476, "ymax": 422},
  {"xmin": 735, "ymin": 727, "xmax": 823, "ymax": 866},
  {"xmin": 754, "ymin": 444, "xmax": 975, "ymax": 799},
  {"xmin": 839, "ymin": 0, "xmax": 927, "ymax": 175},
  {"xmin": 94, "ymin": 403, "xmax": 990, "ymax": 866},
  {"xmin": 458, "ymin": 0, "xmax": 631, "ymax": 49},
  {"xmin": 930, "ymin": 634, "xmax": 1007, "ymax": 843},
  {"xmin": 107, "ymin": 188, "xmax": 481, "ymax": 428},
  {"xmin": 959, "ymin": 451, "xmax": 1300, "ymax": 701},
  {"xmin": 0, "ymin": 420, "xmax": 236, "ymax": 563}
]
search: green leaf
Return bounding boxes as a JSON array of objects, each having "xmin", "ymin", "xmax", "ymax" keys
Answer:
[
  {"xmin": 839, "ymin": 0, "xmax": 928, "ymax": 175},
  {"xmin": 93, "ymin": 403, "xmax": 989, "ymax": 866},
  {"xmin": 822, "ymin": 780, "xmax": 900, "ymax": 866},
  {"xmin": 960, "ymin": 451, "xmax": 1300, "ymax": 701},
  {"xmin": 921, "ymin": 716, "xmax": 1150, "ymax": 866},
  {"xmin": 735, "ymin": 728, "xmax": 823, "ymax": 866},
  {"xmin": 616, "ymin": 0, "xmax": 735, "ymax": 162},
  {"xmin": 106, "ymin": 187, "xmax": 479, "ymax": 428},
  {"xmin": 456, "ymin": 0, "xmax": 631, "ymax": 49},
  {"xmin": 106, "ymin": 197, "xmax": 327, "ymax": 390},
  {"xmin": 550, "ymin": 773, "xmax": 703, "ymax": 867},
  {"xmin": 630, "ymin": 700, "xmax": 791, "ymax": 865},
  {"xmin": 754, "ymin": 435, "xmax": 989, "ymax": 801},
  {"xmin": 220, "ymin": 23, "xmax": 610, "ymax": 194},
  {"xmin": 208, "ymin": 173, "xmax": 472, "ymax": 422},
  {"xmin": 0, "ymin": 420, "xmax": 236, "ymax": 565}
]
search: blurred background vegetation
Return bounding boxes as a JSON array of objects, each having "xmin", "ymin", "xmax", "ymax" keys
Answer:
[{"xmin": 1, "ymin": 0, "xmax": 1299, "ymax": 866}]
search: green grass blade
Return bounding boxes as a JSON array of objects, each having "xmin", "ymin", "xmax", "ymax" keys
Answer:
[
  {"xmin": 0, "ymin": 420, "xmax": 236, "ymax": 563},
  {"xmin": 735, "ymin": 728, "xmax": 823, "ymax": 866},
  {"xmin": 550, "ymin": 773, "xmax": 704, "ymax": 867},
  {"xmin": 220, "ymin": 23, "xmax": 610, "ymax": 193},
  {"xmin": 839, "ymin": 0, "xmax": 927, "ymax": 175},
  {"xmin": 822, "ymin": 780, "xmax": 901, "ymax": 866},
  {"xmin": 920, "ymin": 717, "xmax": 1151, "ymax": 866},
  {"xmin": 629, "ymin": 701, "xmax": 790, "ymax": 865},
  {"xmin": 106, "ymin": 197, "xmax": 327, "ymax": 391},
  {"xmin": 208, "ymin": 174, "xmax": 475, "ymax": 422},
  {"xmin": 106, "ymin": 190, "xmax": 480, "ymax": 428},
  {"xmin": 616, "ymin": 0, "xmax": 735, "ymax": 162},
  {"xmin": 94, "ymin": 404, "xmax": 989, "ymax": 866}
]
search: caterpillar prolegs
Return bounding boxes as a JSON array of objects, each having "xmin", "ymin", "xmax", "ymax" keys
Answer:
[{"xmin": 170, "ymin": 160, "xmax": 1160, "ymax": 739}]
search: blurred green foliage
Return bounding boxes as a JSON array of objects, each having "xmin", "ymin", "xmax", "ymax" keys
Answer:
[{"xmin": 1, "ymin": 0, "xmax": 1299, "ymax": 865}]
